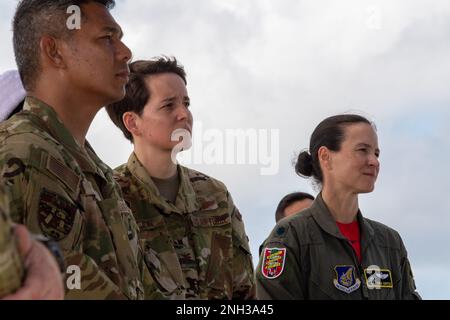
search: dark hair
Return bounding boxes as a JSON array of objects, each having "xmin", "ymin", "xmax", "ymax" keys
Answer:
[
  {"xmin": 13, "ymin": 0, "xmax": 115, "ymax": 90},
  {"xmin": 275, "ymin": 192, "xmax": 315, "ymax": 222},
  {"xmin": 106, "ymin": 56, "xmax": 187, "ymax": 142},
  {"xmin": 295, "ymin": 114, "xmax": 373, "ymax": 184}
]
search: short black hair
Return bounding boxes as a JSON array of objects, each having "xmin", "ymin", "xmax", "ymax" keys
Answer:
[
  {"xmin": 13, "ymin": 0, "xmax": 116, "ymax": 90},
  {"xmin": 275, "ymin": 192, "xmax": 315, "ymax": 222},
  {"xmin": 106, "ymin": 56, "xmax": 187, "ymax": 142}
]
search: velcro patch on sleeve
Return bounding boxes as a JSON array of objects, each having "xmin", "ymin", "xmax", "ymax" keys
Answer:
[
  {"xmin": 261, "ymin": 247, "xmax": 286, "ymax": 279},
  {"xmin": 38, "ymin": 189, "xmax": 77, "ymax": 241}
]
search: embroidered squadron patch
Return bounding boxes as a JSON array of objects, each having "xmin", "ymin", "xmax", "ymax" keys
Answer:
[
  {"xmin": 364, "ymin": 267, "xmax": 393, "ymax": 289},
  {"xmin": 333, "ymin": 265, "xmax": 361, "ymax": 294},
  {"xmin": 38, "ymin": 189, "xmax": 77, "ymax": 241},
  {"xmin": 262, "ymin": 248, "xmax": 286, "ymax": 279}
]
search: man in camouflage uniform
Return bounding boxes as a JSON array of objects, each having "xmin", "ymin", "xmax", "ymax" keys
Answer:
[
  {"xmin": 0, "ymin": 0, "xmax": 146, "ymax": 299},
  {"xmin": 106, "ymin": 57, "xmax": 256, "ymax": 299},
  {"xmin": 0, "ymin": 185, "xmax": 64, "ymax": 299}
]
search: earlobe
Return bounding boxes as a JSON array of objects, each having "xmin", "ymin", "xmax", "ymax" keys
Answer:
[{"xmin": 40, "ymin": 36, "xmax": 66, "ymax": 68}]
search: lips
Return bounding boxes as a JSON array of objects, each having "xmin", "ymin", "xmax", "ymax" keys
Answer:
[
  {"xmin": 115, "ymin": 69, "xmax": 130, "ymax": 81},
  {"xmin": 363, "ymin": 172, "xmax": 377, "ymax": 178},
  {"xmin": 177, "ymin": 126, "xmax": 192, "ymax": 134}
]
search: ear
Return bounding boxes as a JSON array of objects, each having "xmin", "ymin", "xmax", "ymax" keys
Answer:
[
  {"xmin": 123, "ymin": 112, "xmax": 140, "ymax": 138},
  {"xmin": 318, "ymin": 146, "xmax": 332, "ymax": 171},
  {"xmin": 40, "ymin": 36, "xmax": 66, "ymax": 68}
]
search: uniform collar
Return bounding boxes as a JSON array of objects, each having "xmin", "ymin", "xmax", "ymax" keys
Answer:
[
  {"xmin": 23, "ymin": 96, "xmax": 105, "ymax": 177},
  {"xmin": 311, "ymin": 193, "xmax": 375, "ymax": 246},
  {"xmin": 127, "ymin": 152, "xmax": 199, "ymax": 214}
]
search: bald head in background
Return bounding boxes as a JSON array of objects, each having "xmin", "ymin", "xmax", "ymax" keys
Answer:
[{"xmin": 275, "ymin": 192, "xmax": 315, "ymax": 222}]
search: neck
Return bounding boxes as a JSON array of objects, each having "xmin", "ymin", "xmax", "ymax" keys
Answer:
[
  {"xmin": 29, "ymin": 81, "xmax": 103, "ymax": 146},
  {"xmin": 321, "ymin": 184, "xmax": 359, "ymax": 224},
  {"xmin": 134, "ymin": 142, "xmax": 177, "ymax": 179}
]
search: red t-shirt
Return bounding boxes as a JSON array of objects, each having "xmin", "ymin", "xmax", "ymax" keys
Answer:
[{"xmin": 336, "ymin": 221, "xmax": 361, "ymax": 263}]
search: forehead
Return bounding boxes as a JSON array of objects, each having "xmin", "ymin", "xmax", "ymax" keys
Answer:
[
  {"xmin": 284, "ymin": 198, "xmax": 313, "ymax": 215},
  {"xmin": 145, "ymin": 73, "xmax": 188, "ymax": 95},
  {"xmin": 79, "ymin": 2, "xmax": 120, "ymax": 32},
  {"xmin": 342, "ymin": 122, "xmax": 378, "ymax": 145}
]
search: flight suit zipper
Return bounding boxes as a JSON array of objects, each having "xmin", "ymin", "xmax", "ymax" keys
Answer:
[{"xmin": 343, "ymin": 239, "xmax": 369, "ymax": 299}]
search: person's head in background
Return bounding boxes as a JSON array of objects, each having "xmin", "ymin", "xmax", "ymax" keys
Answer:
[{"xmin": 275, "ymin": 192, "xmax": 315, "ymax": 222}]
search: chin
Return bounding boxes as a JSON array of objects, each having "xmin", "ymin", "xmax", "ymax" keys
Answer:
[
  {"xmin": 358, "ymin": 184, "xmax": 375, "ymax": 194},
  {"xmin": 113, "ymin": 89, "xmax": 126, "ymax": 101}
]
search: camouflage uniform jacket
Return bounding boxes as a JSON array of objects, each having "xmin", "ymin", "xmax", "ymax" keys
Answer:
[
  {"xmin": 0, "ymin": 185, "xmax": 24, "ymax": 298},
  {"xmin": 0, "ymin": 97, "xmax": 144, "ymax": 299},
  {"xmin": 114, "ymin": 152, "xmax": 256, "ymax": 300},
  {"xmin": 256, "ymin": 193, "xmax": 421, "ymax": 300}
]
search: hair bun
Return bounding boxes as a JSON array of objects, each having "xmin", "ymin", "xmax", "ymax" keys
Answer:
[{"xmin": 295, "ymin": 151, "xmax": 314, "ymax": 177}]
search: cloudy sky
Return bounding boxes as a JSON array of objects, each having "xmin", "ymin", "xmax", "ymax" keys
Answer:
[{"xmin": 1, "ymin": 0, "xmax": 450, "ymax": 299}]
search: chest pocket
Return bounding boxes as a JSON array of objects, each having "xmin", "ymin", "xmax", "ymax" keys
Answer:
[
  {"xmin": 310, "ymin": 266, "xmax": 357, "ymax": 300},
  {"xmin": 134, "ymin": 202, "xmax": 185, "ymax": 298},
  {"xmin": 305, "ymin": 242, "xmax": 359, "ymax": 300},
  {"xmin": 363, "ymin": 242, "xmax": 401, "ymax": 300},
  {"xmin": 189, "ymin": 209, "xmax": 233, "ymax": 299},
  {"xmin": 95, "ymin": 197, "xmax": 143, "ymax": 300}
]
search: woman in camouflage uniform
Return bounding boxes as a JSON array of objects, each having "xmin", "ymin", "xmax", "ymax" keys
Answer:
[{"xmin": 106, "ymin": 57, "xmax": 255, "ymax": 300}]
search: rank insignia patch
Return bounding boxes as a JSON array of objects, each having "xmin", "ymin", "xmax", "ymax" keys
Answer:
[
  {"xmin": 333, "ymin": 265, "xmax": 361, "ymax": 294},
  {"xmin": 38, "ymin": 189, "xmax": 77, "ymax": 241},
  {"xmin": 262, "ymin": 248, "xmax": 286, "ymax": 279},
  {"xmin": 364, "ymin": 267, "xmax": 393, "ymax": 289}
]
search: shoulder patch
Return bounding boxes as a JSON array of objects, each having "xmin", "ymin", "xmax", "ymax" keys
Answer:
[
  {"xmin": 38, "ymin": 189, "xmax": 78, "ymax": 241},
  {"xmin": 2, "ymin": 158, "xmax": 26, "ymax": 178},
  {"xmin": 261, "ymin": 247, "xmax": 286, "ymax": 279},
  {"xmin": 46, "ymin": 155, "xmax": 80, "ymax": 193}
]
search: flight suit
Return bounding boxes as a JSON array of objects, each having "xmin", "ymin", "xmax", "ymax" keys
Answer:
[{"xmin": 256, "ymin": 193, "xmax": 421, "ymax": 300}]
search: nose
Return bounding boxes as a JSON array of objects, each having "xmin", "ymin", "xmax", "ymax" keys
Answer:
[
  {"xmin": 176, "ymin": 104, "xmax": 190, "ymax": 121},
  {"xmin": 368, "ymin": 153, "xmax": 380, "ymax": 169},
  {"xmin": 117, "ymin": 40, "xmax": 132, "ymax": 63}
]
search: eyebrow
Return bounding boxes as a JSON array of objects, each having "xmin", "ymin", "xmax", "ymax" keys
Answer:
[
  {"xmin": 357, "ymin": 143, "xmax": 380, "ymax": 153},
  {"xmin": 101, "ymin": 26, "xmax": 123, "ymax": 39},
  {"xmin": 161, "ymin": 96, "xmax": 190, "ymax": 103}
]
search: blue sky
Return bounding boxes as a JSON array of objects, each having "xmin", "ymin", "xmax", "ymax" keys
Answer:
[{"xmin": 1, "ymin": 0, "xmax": 450, "ymax": 299}]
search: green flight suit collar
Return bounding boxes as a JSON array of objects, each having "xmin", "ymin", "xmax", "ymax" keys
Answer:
[
  {"xmin": 311, "ymin": 193, "xmax": 375, "ymax": 254},
  {"xmin": 23, "ymin": 96, "xmax": 106, "ymax": 178},
  {"xmin": 126, "ymin": 152, "xmax": 200, "ymax": 214}
]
